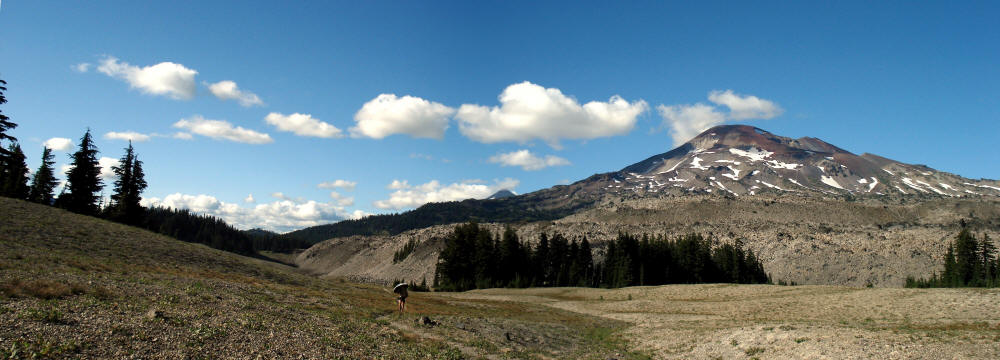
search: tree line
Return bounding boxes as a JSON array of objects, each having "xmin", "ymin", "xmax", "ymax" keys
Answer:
[
  {"xmin": 906, "ymin": 222, "xmax": 999, "ymax": 288},
  {"xmin": 434, "ymin": 222, "xmax": 770, "ymax": 291},
  {"xmin": 0, "ymin": 76, "xmax": 302, "ymax": 255}
]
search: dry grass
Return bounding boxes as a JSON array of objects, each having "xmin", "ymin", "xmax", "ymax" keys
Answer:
[
  {"xmin": 457, "ymin": 284, "xmax": 1000, "ymax": 359},
  {"xmin": 0, "ymin": 197, "xmax": 638, "ymax": 359}
]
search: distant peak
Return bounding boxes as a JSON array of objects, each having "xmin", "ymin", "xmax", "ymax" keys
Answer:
[{"xmin": 488, "ymin": 189, "xmax": 516, "ymax": 200}]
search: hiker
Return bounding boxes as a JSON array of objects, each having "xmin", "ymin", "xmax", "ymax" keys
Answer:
[{"xmin": 393, "ymin": 282, "xmax": 408, "ymax": 313}]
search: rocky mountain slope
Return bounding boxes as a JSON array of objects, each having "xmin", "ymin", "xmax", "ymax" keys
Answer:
[
  {"xmin": 296, "ymin": 125, "xmax": 1000, "ymax": 287},
  {"xmin": 604, "ymin": 125, "xmax": 1000, "ymax": 198}
]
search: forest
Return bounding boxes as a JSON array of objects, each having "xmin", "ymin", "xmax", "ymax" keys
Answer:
[{"xmin": 433, "ymin": 222, "xmax": 770, "ymax": 291}]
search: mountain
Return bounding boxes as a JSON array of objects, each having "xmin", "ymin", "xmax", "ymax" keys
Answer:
[
  {"xmin": 285, "ymin": 125, "xmax": 1000, "ymax": 244},
  {"xmin": 607, "ymin": 125, "xmax": 1000, "ymax": 197},
  {"xmin": 488, "ymin": 189, "xmax": 516, "ymax": 199}
]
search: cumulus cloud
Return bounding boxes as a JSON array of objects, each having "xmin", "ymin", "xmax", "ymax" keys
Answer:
[
  {"xmin": 658, "ymin": 90, "xmax": 783, "ymax": 146},
  {"xmin": 351, "ymin": 94, "xmax": 455, "ymax": 139},
  {"xmin": 98, "ymin": 157, "xmax": 119, "ymax": 180},
  {"xmin": 141, "ymin": 193, "xmax": 368, "ymax": 233},
  {"xmin": 265, "ymin": 112, "xmax": 343, "ymax": 138},
  {"xmin": 489, "ymin": 149, "xmax": 570, "ymax": 171},
  {"xmin": 374, "ymin": 178, "xmax": 519, "ymax": 210},
  {"xmin": 104, "ymin": 131, "xmax": 151, "ymax": 142},
  {"xmin": 173, "ymin": 132, "xmax": 194, "ymax": 140},
  {"xmin": 43, "ymin": 137, "xmax": 73, "ymax": 151},
  {"xmin": 244, "ymin": 194, "xmax": 255, "ymax": 203},
  {"xmin": 73, "ymin": 63, "xmax": 91, "ymax": 73},
  {"xmin": 456, "ymin": 81, "xmax": 648, "ymax": 148},
  {"xmin": 328, "ymin": 192, "xmax": 355, "ymax": 207},
  {"xmin": 707, "ymin": 90, "xmax": 783, "ymax": 120},
  {"xmin": 207, "ymin": 80, "xmax": 264, "ymax": 107},
  {"xmin": 97, "ymin": 56, "xmax": 198, "ymax": 100},
  {"xmin": 317, "ymin": 179, "xmax": 356, "ymax": 191},
  {"xmin": 173, "ymin": 115, "xmax": 273, "ymax": 144},
  {"xmin": 657, "ymin": 103, "xmax": 727, "ymax": 146}
]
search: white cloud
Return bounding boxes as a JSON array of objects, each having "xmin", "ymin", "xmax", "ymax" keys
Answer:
[
  {"xmin": 456, "ymin": 81, "xmax": 648, "ymax": 147},
  {"xmin": 374, "ymin": 178, "xmax": 519, "ymax": 210},
  {"xmin": 141, "ymin": 192, "xmax": 368, "ymax": 233},
  {"xmin": 207, "ymin": 80, "xmax": 264, "ymax": 107},
  {"xmin": 44, "ymin": 137, "xmax": 73, "ymax": 151},
  {"xmin": 98, "ymin": 157, "xmax": 119, "ymax": 180},
  {"xmin": 658, "ymin": 90, "xmax": 783, "ymax": 146},
  {"xmin": 489, "ymin": 149, "xmax": 570, "ymax": 171},
  {"xmin": 265, "ymin": 112, "xmax": 343, "ymax": 138},
  {"xmin": 658, "ymin": 103, "xmax": 727, "ymax": 146},
  {"xmin": 317, "ymin": 179, "xmax": 356, "ymax": 191},
  {"xmin": 72, "ymin": 63, "xmax": 91, "ymax": 73},
  {"xmin": 173, "ymin": 132, "xmax": 194, "ymax": 140},
  {"xmin": 104, "ymin": 131, "xmax": 151, "ymax": 142},
  {"xmin": 387, "ymin": 180, "xmax": 410, "ymax": 190},
  {"xmin": 707, "ymin": 90, "xmax": 783, "ymax": 120},
  {"xmin": 244, "ymin": 194, "xmax": 255, "ymax": 203},
  {"xmin": 173, "ymin": 115, "xmax": 273, "ymax": 144},
  {"xmin": 329, "ymin": 192, "xmax": 355, "ymax": 207},
  {"xmin": 351, "ymin": 94, "xmax": 455, "ymax": 139},
  {"xmin": 97, "ymin": 56, "xmax": 198, "ymax": 100}
]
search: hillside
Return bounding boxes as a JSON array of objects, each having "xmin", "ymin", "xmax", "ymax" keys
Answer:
[
  {"xmin": 0, "ymin": 197, "xmax": 642, "ymax": 359},
  {"xmin": 285, "ymin": 125, "xmax": 1000, "ymax": 245},
  {"xmin": 294, "ymin": 125, "xmax": 1000, "ymax": 287}
]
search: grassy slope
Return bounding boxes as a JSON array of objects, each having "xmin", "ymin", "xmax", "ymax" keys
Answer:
[{"xmin": 0, "ymin": 197, "xmax": 643, "ymax": 359}]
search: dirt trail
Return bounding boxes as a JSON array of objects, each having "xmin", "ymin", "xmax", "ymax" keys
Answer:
[{"xmin": 455, "ymin": 285, "xmax": 1000, "ymax": 359}]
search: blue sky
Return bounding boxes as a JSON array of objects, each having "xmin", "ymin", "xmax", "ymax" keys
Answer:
[{"xmin": 2, "ymin": 1, "xmax": 997, "ymax": 232}]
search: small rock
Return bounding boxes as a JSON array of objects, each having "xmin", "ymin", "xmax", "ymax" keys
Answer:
[{"xmin": 504, "ymin": 332, "xmax": 512, "ymax": 341}]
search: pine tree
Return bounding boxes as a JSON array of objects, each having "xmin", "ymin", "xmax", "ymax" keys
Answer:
[
  {"xmin": 577, "ymin": 237, "xmax": 594, "ymax": 286},
  {"xmin": 0, "ymin": 78, "xmax": 17, "ymax": 166},
  {"xmin": 954, "ymin": 228, "xmax": 981, "ymax": 286},
  {"xmin": 108, "ymin": 141, "xmax": 147, "ymax": 224},
  {"xmin": 533, "ymin": 233, "xmax": 549, "ymax": 286},
  {"xmin": 27, "ymin": 147, "xmax": 59, "ymax": 204},
  {"xmin": 62, "ymin": 129, "xmax": 103, "ymax": 215},
  {"xmin": 982, "ymin": 233, "xmax": 997, "ymax": 286},
  {"xmin": 1, "ymin": 142, "xmax": 29, "ymax": 199}
]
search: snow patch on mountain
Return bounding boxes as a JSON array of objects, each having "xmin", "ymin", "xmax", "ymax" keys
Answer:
[
  {"xmin": 729, "ymin": 147, "xmax": 773, "ymax": 162},
  {"xmin": 821, "ymin": 176, "xmax": 845, "ymax": 190}
]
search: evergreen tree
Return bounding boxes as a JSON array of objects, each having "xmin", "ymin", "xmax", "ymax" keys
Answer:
[
  {"xmin": 108, "ymin": 141, "xmax": 148, "ymax": 225},
  {"xmin": 498, "ymin": 226, "xmax": 524, "ymax": 287},
  {"xmin": 533, "ymin": 233, "xmax": 550, "ymax": 286},
  {"xmin": 0, "ymin": 78, "xmax": 16, "ymax": 166},
  {"xmin": 62, "ymin": 129, "xmax": 103, "ymax": 215},
  {"xmin": 981, "ymin": 234, "xmax": 996, "ymax": 286},
  {"xmin": 1, "ymin": 142, "xmax": 29, "ymax": 199},
  {"xmin": 953, "ymin": 228, "xmax": 981, "ymax": 286},
  {"xmin": 27, "ymin": 147, "xmax": 59, "ymax": 204},
  {"xmin": 577, "ymin": 237, "xmax": 594, "ymax": 286}
]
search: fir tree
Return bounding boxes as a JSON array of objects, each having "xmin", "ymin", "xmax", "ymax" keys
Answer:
[
  {"xmin": 62, "ymin": 129, "xmax": 103, "ymax": 215},
  {"xmin": 1, "ymin": 142, "xmax": 29, "ymax": 199},
  {"xmin": 27, "ymin": 147, "xmax": 58, "ymax": 204},
  {"xmin": 577, "ymin": 237, "xmax": 594, "ymax": 286},
  {"xmin": 108, "ymin": 141, "xmax": 148, "ymax": 225},
  {"xmin": 0, "ymin": 78, "xmax": 16, "ymax": 165}
]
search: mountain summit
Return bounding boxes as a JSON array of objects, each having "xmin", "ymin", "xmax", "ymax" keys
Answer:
[{"xmin": 603, "ymin": 125, "xmax": 1000, "ymax": 197}]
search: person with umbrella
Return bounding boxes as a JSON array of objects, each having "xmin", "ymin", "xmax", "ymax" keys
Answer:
[{"xmin": 393, "ymin": 282, "xmax": 409, "ymax": 313}]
